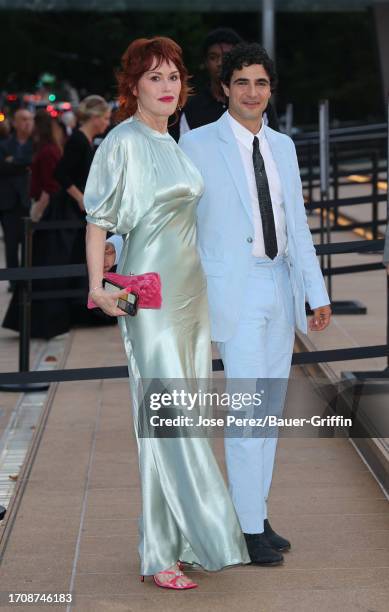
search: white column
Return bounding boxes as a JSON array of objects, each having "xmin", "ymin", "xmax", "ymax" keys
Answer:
[{"xmin": 262, "ymin": 0, "xmax": 275, "ymax": 61}]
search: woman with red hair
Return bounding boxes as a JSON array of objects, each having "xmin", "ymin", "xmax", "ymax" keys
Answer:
[{"xmin": 84, "ymin": 37, "xmax": 249, "ymax": 590}]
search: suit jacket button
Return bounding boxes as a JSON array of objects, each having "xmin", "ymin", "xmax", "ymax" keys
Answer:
[{"xmin": 247, "ymin": 237, "xmax": 253, "ymax": 243}]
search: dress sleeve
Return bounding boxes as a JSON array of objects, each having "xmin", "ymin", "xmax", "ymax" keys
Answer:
[
  {"xmin": 85, "ymin": 125, "xmax": 156, "ymax": 235},
  {"xmin": 84, "ymin": 132, "xmax": 128, "ymax": 234}
]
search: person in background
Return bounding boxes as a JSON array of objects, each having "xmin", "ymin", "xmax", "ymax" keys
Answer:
[
  {"xmin": 3, "ymin": 111, "xmax": 67, "ymax": 338},
  {"xmin": 178, "ymin": 27, "xmax": 243, "ymax": 136},
  {"xmin": 55, "ymin": 95, "xmax": 111, "ymax": 217},
  {"xmin": 30, "ymin": 110, "xmax": 63, "ymax": 222},
  {"xmin": 0, "ymin": 108, "xmax": 34, "ymax": 290},
  {"xmin": 54, "ymin": 95, "xmax": 112, "ymax": 326},
  {"xmin": 171, "ymin": 27, "xmax": 279, "ymax": 140}
]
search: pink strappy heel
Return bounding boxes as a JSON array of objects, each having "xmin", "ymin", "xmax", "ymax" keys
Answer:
[{"xmin": 140, "ymin": 562, "xmax": 198, "ymax": 590}]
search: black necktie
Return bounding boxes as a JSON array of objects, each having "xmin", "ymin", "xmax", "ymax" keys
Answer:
[{"xmin": 252, "ymin": 135, "xmax": 278, "ymax": 260}]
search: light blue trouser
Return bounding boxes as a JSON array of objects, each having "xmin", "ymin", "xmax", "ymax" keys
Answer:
[{"xmin": 217, "ymin": 255, "xmax": 295, "ymax": 534}]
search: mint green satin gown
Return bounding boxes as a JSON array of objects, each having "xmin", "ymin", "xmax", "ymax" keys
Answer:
[{"xmin": 84, "ymin": 117, "xmax": 249, "ymax": 575}]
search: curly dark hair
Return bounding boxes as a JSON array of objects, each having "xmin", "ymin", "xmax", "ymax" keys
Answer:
[
  {"xmin": 220, "ymin": 43, "xmax": 278, "ymax": 92},
  {"xmin": 203, "ymin": 27, "xmax": 243, "ymax": 57}
]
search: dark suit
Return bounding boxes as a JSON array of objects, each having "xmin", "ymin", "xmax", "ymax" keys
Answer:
[{"xmin": 0, "ymin": 134, "xmax": 32, "ymax": 271}]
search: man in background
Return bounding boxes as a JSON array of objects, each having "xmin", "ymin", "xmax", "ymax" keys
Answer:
[
  {"xmin": 0, "ymin": 108, "xmax": 34, "ymax": 289},
  {"xmin": 179, "ymin": 27, "xmax": 243, "ymax": 135}
]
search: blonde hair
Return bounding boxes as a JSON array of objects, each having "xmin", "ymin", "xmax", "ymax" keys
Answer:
[{"xmin": 77, "ymin": 95, "xmax": 110, "ymax": 124}]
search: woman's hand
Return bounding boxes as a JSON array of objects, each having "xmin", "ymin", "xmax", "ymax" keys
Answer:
[
  {"xmin": 30, "ymin": 200, "xmax": 44, "ymax": 222},
  {"xmin": 89, "ymin": 287, "xmax": 129, "ymax": 317},
  {"xmin": 30, "ymin": 192, "xmax": 50, "ymax": 222}
]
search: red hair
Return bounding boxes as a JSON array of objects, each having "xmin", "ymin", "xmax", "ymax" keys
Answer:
[{"xmin": 116, "ymin": 37, "xmax": 190, "ymax": 122}]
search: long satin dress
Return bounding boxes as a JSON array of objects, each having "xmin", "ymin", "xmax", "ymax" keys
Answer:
[{"xmin": 84, "ymin": 117, "xmax": 249, "ymax": 576}]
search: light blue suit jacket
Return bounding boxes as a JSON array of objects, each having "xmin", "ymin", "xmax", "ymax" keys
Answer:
[{"xmin": 179, "ymin": 112, "xmax": 330, "ymax": 340}]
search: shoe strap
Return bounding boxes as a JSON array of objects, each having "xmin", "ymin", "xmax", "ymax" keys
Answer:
[{"xmin": 155, "ymin": 568, "xmax": 183, "ymax": 577}]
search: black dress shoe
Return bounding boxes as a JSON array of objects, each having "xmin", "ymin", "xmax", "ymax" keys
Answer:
[
  {"xmin": 264, "ymin": 519, "xmax": 291, "ymax": 552},
  {"xmin": 243, "ymin": 532, "xmax": 284, "ymax": 566}
]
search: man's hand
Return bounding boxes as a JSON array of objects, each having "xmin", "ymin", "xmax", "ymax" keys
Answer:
[
  {"xmin": 104, "ymin": 242, "xmax": 116, "ymax": 272},
  {"xmin": 309, "ymin": 305, "xmax": 332, "ymax": 332}
]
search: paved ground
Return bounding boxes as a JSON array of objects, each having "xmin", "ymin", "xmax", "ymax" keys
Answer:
[{"xmin": 0, "ymin": 331, "xmax": 388, "ymax": 611}]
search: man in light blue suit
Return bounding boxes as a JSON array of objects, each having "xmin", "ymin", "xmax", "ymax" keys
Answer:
[
  {"xmin": 106, "ymin": 43, "xmax": 331, "ymax": 567},
  {"xmin": 180, "ymin": 43, "xmax": 331, "ymax": 566}
]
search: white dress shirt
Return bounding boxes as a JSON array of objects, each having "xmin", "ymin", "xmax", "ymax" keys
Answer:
[
  {"xmin": 227, "ymin": 112, "xmax": 287, "ymax": 258},
  {"xmin": 179, "ymin": 112, "xmax": 191, "ymax": 136}
]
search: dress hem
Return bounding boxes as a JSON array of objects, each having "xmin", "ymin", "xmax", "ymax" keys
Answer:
[{"xmin": 142, "ymin": 556, "xmax": 250, "ymax": 576}]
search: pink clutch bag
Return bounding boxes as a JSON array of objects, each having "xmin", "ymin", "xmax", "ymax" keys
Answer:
[{"xmin": 87, "ymin": 272, "xmax": 162, "ymax": 310}]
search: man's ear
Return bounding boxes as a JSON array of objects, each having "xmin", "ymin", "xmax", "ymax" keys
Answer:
[{"xmin": 221, "ymin": 82, "xmax": 230, "ymax": 98}]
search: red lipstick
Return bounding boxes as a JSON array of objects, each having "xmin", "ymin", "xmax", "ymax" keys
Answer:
[{"xmin": 159, "ymin": 96, "xmax": 175, "ymax": 103}]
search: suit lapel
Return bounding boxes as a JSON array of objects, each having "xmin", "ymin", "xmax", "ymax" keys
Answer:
[
  {"xmin": 264, "ymin": 126, "xmax": 296, "ymax": 235},
  {"xmin": 217, "ymin": 113, "xmax": 253, "ymax": 223}
]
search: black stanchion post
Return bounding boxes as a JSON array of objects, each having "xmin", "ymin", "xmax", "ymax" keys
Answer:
[
  {"xmin": 372, "ymin": 150, "xmax": 378, "ymax": 240},
  {"xmin": 319, "ymin": 209, "xmax": 325, "ymax": 268},
  {"xmin": 319, "ymin": 99, "xmax": 332, "ymax": 299},
  {"xmin": 308, "ymin": 142, "xmax": 314, "ymax": 211},
  {"xmin": 19, "ymin": 217, "xmax": 33, "ymax": 372},
  {"xmin": 317, "ymin": 121, "xmax": 325, "ymax": 270},
  {"xmin": 319, "ymin": 206, "xmax": 325, "ymax": 269},
  {"xmin": 385, "ymin": 94, "xmax": 389, "ymax": 373},
  {"xmin": 0, "ymin": 217, "xmax": 49, "ymax": 393},
  {"xmin": 387, "ymin": 269, "xmax": 389, "ymax": 371},
  {"xmin": 332, "ymin": 144, "xmax": 339, "ymax": 227}
]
